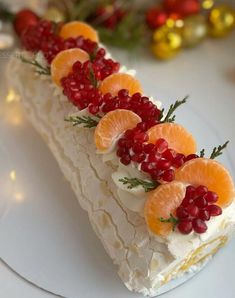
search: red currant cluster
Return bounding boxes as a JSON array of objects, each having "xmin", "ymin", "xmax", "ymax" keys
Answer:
[{"xmin": 176, "ymin": 185, "xmax": 222, "ymax": 234}]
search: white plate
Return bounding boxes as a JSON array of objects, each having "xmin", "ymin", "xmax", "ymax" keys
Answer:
[{"xmin": 0, "ymin": 32, "xmax": 235, "ymax": 298}]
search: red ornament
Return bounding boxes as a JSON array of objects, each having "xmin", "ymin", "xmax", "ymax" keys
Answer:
[
  {"xmin": 146, "ymin": 7, "xmax": 168, "ymax": 29},
  {"xmin": 14, "ymin": 9, "xmax": 39, "ymax": 36},
  {"xmin": 95, "ymin": 5, "xmax": 126, "ymax": 30},
  {"xmin": 163, "ymin": 0, "xmax": 200, "ymax": 18}
]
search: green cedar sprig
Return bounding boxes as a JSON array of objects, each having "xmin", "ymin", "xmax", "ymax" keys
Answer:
[
  {"xmin": 119, "ymin": 177, "xmax": 160, "ymax": 192},
  {"xmin": 160, "ymin": 96, "xmax": 188, "ymax": 123},
  {"xmin": 65, "ymin": 115, "xmax": 100, "ymax": 128},
  {"xmin": 19, "ymin": 55, "xmax": 51, "ymax": 76},
  {"xmin": 0, "ymin": 3, "xmax": 15, "ymax": 22}
]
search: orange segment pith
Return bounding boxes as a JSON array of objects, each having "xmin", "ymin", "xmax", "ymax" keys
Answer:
[
  {"xmin": 59, "ymin": 21, "xmax": 99, "ymax": 42},
  {"xmin": 175, "ymin": 158, "xmax": 235, "ymax": 208},
  {"xmin": 99, "ymin": 73, "xmax": 143, "ymax": 96},
  {"xmin": 147, "ymin": 123, "xmax": 197, "ymax": 156},
  {"xmin": 51, "ymin": 48, "xmax": 89, "ymax": 86},
  {"xmin": 144, "ymin": 182, "xmax": 186, "ymax": 237},
  {"xmin": 94, "ymin": 109, "xmax": 141, "ymax": 152}
]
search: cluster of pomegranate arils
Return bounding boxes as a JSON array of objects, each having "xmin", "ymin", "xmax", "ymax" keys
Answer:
[
  {"xmin": 21, "ymin": 20, "xmax": 99, "ymax": 63},
  {"xmin": 175, "ymin": 185, "xmax": 222, "ymax": 234},
  {"xmin": 117, "ymin": 127, "xmax": 200, "ymax": 183}
]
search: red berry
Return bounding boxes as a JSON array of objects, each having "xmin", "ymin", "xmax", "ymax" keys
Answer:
[
  {"xmin": 146, "ymin": 7, "xmax": 168, "ymax": 29},
  {"xmin": 192, "ymin": 218, "xmax": 208, "ymax": 234},
  {"xmin": 173, "ymin": 153, "xmax": 185, "ymax": 168},
  {"xmin": 194, "ymin": 197, "xmax": 208, "ymax": 209},
  {"xmin": 132, "ymin": 143, "xmax": 144, "ymax": 154},
  {"xmin": 198, "ymin": 209, "xmax": 210, "ymax": 221},
  {"xmin": 187, "ymin": 204, "xmax": 199, "ymax": 217},
  {"xmin": 143, "ymin": 143, "xmax": 155, "ymax": 154},
  {"xmin": 120, "ymin": 155, "xmax": 131, "ymax": 165},
  {"xmin": 157, "ymin": 159, "xmax": 171, "ymax": 171},
  {"xmin": 176, "ymin": 206, "xmax": 189, "ymax": 219},
  {"xmin": 185, "ymin": 185, "xmax": 196, "ymax": 199},
  {"xmin": 195, "ymin": 185, "xmax": 208, "ymax": 197},
  {"xmin": 204, "ymin": 191, "xmax": 218, "ymax": 203},
  {"xmin": 161, "ymin": 169, "xmax": 175, "ymax": 182},
  {"xmin": 155, "ymin": 138, "xmax": 168, "ymax": 153},
  {"xmin": 207, "ymin": 205, "xmax": 222, "ymax": 217},
  {"xmin": 185, "ymin": 154, "xmax": 199, "ymax": 162},
  {"xmin": 131, "ymin": 153, "xmax": 146, "ymax": 163},
  {"xmin": 178, "ymin": 219, "xmax": 193, "ymax": 234},
  {"xmin": 14, "ymin": 9, "xmax": 39, "ymax": 36}
]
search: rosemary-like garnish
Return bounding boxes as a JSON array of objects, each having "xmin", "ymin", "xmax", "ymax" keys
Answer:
[
  {"xmin": 65, "ymin": 115, "xmax": 100, "ymax": 128},
  {"xmin": 159, "ymin": 214, "xmax": 179, "ymax": 231},
  {"xmin": 160, "ymin": 96, "xmax": 188, "ymax": 123},
  {"xmin": 119, "ymin": 177, "xmax": 159, "ymax": 192},
  {"xmin": 210, "ymin": 141, "xmax": 229, "ymax": 160},
  {"xmin": 19, "ymin": 55, "xmax": 51, "ymax": 75}
]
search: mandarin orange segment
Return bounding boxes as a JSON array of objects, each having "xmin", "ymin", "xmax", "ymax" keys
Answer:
[
  {"xmin": 144, "ymin": 182, "xmax": 186, "ymax": 236},
  {"xmin": 51, "ymin": 48, "xmax": 89, "ymax": 86},
  {"xmin": 147, "ymin": 123, "xmax": 197, "ymax": 156},
  {"xmin": 99, "ymin": 73, "xmax": 143, "ymax": 96},
  {"xmin": 59, "ymin": 21, "xmax": 99, "ymax": 42},
  {"xmin": 94, "ymin": 109, "xmax": 141, "ymax": 152},
  {"xmin": 175, "ymin": 158, "xmax": 235, "ymax": 208}
]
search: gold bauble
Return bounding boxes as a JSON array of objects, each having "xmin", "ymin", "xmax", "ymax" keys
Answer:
[
  {"xmin": 208, "ymin": 5, "xmax": 235, "ymax": 37},
  {"xmin": 152, "ymin": 25, "xmax": 182, "ymax": 60},
  {"xmin": 43, "ymin": 7, "xmax": 65, "ymax": 23},
  {"xmin": 182, "ymin": 15, "xmax": 208, "ymax": 47}
]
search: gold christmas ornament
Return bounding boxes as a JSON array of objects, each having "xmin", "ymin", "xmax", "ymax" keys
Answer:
[
  {"xmin": 43, "ymin": 7, "xmax": 65, "ymax": 23},
  {"xmin": 182, "ymin": 15, "xmax": 208, "ymax": 47},
  {"xmin": 151, "ymin": 24, "xmax": 182, "ymax": 60},
  {"xmin": 208, "ymin": 5, "xmax": 235, "ymax": 37}
]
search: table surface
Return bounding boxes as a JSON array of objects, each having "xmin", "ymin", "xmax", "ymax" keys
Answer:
[{"xmin": 0, "ymin": 29, "xmax": 235, "ymax": 298}]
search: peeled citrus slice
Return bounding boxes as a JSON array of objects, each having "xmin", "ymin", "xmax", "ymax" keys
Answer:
[
  {"xmin": 59, "ymin": 21, "xmax": 99, "ymax": 42},
  {"xmin": 51, "ymin": 48, "xmax": 89, "ymax": 86},
  {"xmin": 144, "ymin": 182, "xmax": 186, "ymax": 236},
  {"xmin": 94, "ymin": 109, "xmax": 141, "ymax": 152},
  {"xmin": 147, "ymin": 123, "xmax": 197, "ymax": 156},
  {"xmin": 175, "ymin": 158, "xmax": 235, "ymax": 208},
  {"xmin": 99, "ymin": 73, "xmax": 143, "ymax": 96}
]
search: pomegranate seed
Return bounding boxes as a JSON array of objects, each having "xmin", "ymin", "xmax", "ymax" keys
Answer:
[
  {"xmin": 133, "ymin": 132, "xmax": 149, "ymax": 143},
  {"xmin": 185, "ymin": 154, "xmax": 199, "ymax": 162},
  {"xmin": 162, "ymin": 149, "xmax": 176, "ymax": 162},
  {"xmin": 120, "ymin": 155, "xmax": 131, "ymax": 165},
  {"xmin": 198, "ymin": 209, "xmax": 210, "ymax": 221},
  {"xmin": 157, "ymin": 159, "xmax": 171, "ymax": 171},
  {"xmin": 132, "ymin": 143, "xmax": 143, "ymax": 154},
  {"xmin": 141, "ymin": 162, "xmax": 152, "ymax": 173},
  {"xmin": 131, "ymin": 153, "xmax": 146, "ymax": 163},
  {"xmin": 161, "ymin": 169, "xmax": 175, "ymax": 182},
  {"xmin": 88, "ymin": 104, "xmax": 99, "ymax": 114},
  {"xmin": 178, "ymin": 219, "xmax": 193, "ymax": 234},
  {"xmin": 195, "ymin": 185, "xmax": 208, "ymax": 197},
  {"xmin": 150, "ymin": 169, "xmax": 161, "ymax": 180},
  {"xmin": 147, "ymin": 152, "xmax": 161, "ymax": 163},
  {"xmin": 207, "ymin": 205, "xmax": 222, "ymax": 217},
  {"xmin": 181, "ymin": 197, "xmax": 193, "ymax": 207},
  {"xmin": 185, "ymin": 185, "xmax": 196, "ymax": 200},
  {"xmin": 194, "ymin": 197, "xmax": 208, "ymax": 208},
  {"xmin": 187, "ymin": 204, "xmax": 199, "ymax": 217},
  {"xmin": 176, "ymin": 206, "xmax": 189, "ymax": 219},
  {"xmin": 204, "ymin": 191, "xmax": 218, "ymax": 203},
  {"xmin": 173, "ymin": 153, "xmax": 185, "ymax": 168},
  {"xmin": 155, "ymin": 138, "xmax": 168, "ymax": 153},
  {"xmin": 136, "ymin": 122, "xmax": 147, "ymax": 131},
  {"xmin": 192, "ymin": 218, "xmax": 208, "ymax": 234},
  {"xmin": 143, "ymin": 143, "xmax": 155, "ymax": 154},
  {"xmin": 118, "ymin": 89, "xmax": 129, "ymax": 97},
  {"xmin": 116, "ymin": 147, "xmax": 127, "ymax": 157}
]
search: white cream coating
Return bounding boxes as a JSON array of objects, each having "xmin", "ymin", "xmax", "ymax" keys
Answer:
[{"xmin": 7, "ymin": 52, "xmax": 235, "ymax": 297}]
